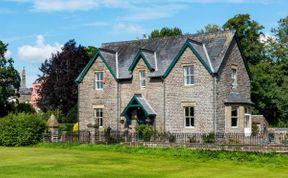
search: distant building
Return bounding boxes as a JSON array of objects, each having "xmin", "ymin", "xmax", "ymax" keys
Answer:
[
  {"xmin": 31, "ymin": 80, "xmax": 42, "ymax": 111},
  {"xmin": 18, "ymin": 67, "xmax": 32, "ymax": 103}
]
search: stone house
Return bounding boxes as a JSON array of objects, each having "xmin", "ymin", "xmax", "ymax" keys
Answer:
[{"xmin": 76, "ymin": 30, "xmax": 253, "ymax": 135}]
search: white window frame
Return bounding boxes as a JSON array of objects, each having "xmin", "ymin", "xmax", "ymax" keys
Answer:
[
  {"xmin": 95, "ymin": 71, "xmax": 104, "ymax": 90},
  {"xmin": 231, "ymin": 68, "xmax": 237, "ymax": 89},
  {"xmin": 94, "ymin": 108, "xmax": 103, "ymax": 128},
  {"xmin": 184, "ymin": 106, "xmax": 195, "ymax": 128},
  {"xmin": 244, "ymin": 107, "xmax": 251, "ymax": 128},
  {"xmin": 183, "ymin": 65, "xmax": 195, "ymax": 85},
  {"xmin": 139, "ymin": 70, "xmax": 146, "ymax": 88},
  {"xmin": 231, "ymin": 106, "xmax": 239, "ymax": 128}
]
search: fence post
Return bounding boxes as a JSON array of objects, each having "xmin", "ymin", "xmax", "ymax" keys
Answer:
[
  {"xmin": 47, "ymin": 114, "xmax": 59, "ymax": 143},
  {"xmin": 87, "ymin": 123, "xmax": 98, "ymax": 144}
]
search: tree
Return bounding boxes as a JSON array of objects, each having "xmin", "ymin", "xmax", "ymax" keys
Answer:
[
  {"xmin": 223, "ymin": 14, "xmax": 265, "ymax": 65},
  {"xmin": 84, "ymin": 46, "xmax": 97, "ymax": 59},
  {"xmin": 149, "ymin": 27, "xmax": 182, "ymax": 39},
  {"xmin": 0, "ymin": 40, "xmax": 20, "ymax": 117},
  {"xmin": 197, "ymin": 24, "xmax": 222, "ymax": 34},
  {"xmin": 37, "ymin": 40, "xmax": 90, "ymax": 115}
]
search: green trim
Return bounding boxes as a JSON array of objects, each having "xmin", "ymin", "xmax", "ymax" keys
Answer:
[
  {"xmin": 76, "ymin": 51, "xmax": 117, "ymax": 83},
  {"xmin": 162, "ymin": 39, "xmax": 213, "ymax": 78},
  {"xmin": 121, "ymin": 95, "xmax": 155, "ymax": 117},
  {"xmin": 128, "ymin": 50, "xmax": 154, "ymax": 72}
]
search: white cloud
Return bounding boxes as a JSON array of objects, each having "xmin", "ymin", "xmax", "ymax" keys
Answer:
[
  {"xmin": 4, "ymin": 50, "xmax": 12, "ymax": 58},
  {"xmin": 83, "ymin": 22, "xmax": 109, "ymax": 27},
  {"xmin": 113, "ymin": 23, "xmax": 145, "ymax": 33},
  {"xmin": 18, "ymin": 35, "xmax": 62, "ymax": 63},
  {"xmin": 259, "ymin": 33, "xmax": 275, "ymax": 43}
]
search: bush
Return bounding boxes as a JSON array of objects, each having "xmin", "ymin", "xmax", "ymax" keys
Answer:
[
  {"xmin": 0, "ymin": 113, "xmax": 47, "ymax": 146},
  {"xmin": 202, "ymin": 132, "xmax": 215, "ymax": 143},
  {"xmin": 15, "ymin": 103, "xmax": 36, "ymax": 114},
  {"xmin": 167, "ymin": 132, "xmax": 176, "ymax": 143},
  {"xmin": 136, "ymin": 125, "xmax": 154, "ymax": 142}
]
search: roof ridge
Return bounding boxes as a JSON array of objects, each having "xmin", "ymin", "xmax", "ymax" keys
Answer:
[{"xmin": 101, "ymin": 30, "xmax": 235, "ymax": 47}]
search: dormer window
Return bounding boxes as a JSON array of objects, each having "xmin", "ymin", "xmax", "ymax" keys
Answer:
[
  {"xmin": 231, "ymin": 68, "xmax": 237, "ymax": 89},
  {"xmin": 139, "ymin": 70, "xmax": 146, "ymax": 88},
  {"xmin": 184, "ymin": 65, "xmax": 194, "ymax": 85},
  {"xmin": 95, "ymin": 72, "xmax": 104, "ymax": 90}
]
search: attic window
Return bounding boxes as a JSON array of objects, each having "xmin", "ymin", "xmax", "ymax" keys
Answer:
[
  {"xmin": 184, "ymin": 66, "xmax": 195, "ymax": 85},
  {"xmin": 95, "ymin": 72, "xmax": 104, "ymax": 90},
  {"xmin": 231, "ymin": 68, "xmax": 237, "ymax": 89},
  {"xmin": 139, "ymin": 70, "xmax": 146, "ymax": 88}
]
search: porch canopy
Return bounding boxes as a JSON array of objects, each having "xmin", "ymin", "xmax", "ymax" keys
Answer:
[
  {"xmin": 121, "ymin": 94, "xmax": 156, "ymax": 125},
  {"xmin": 224, "ymin": 92, "xmax": 254, "ymax": 105}
]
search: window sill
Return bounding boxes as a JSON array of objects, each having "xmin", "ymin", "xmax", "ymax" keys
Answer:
[{"xmin": 184, "ymin": 84, "xmax": 195, "ymax": 86}]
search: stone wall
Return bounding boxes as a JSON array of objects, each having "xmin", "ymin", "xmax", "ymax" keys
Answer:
[
  {"xmin": 165, "ymin": 47, "xmax": 214, "ymax": 133},
  {"xmin": 78, "ymin": 56, "xmax": 118, "ymax": 131},
  {"xmin": 216, "ymin": 39, "xmax": 251, "ymax": 133}
]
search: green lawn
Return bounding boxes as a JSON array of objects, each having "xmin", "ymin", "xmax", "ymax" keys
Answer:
[{"xmin": 0, "ymin": 144, "xmax": 288, "ymax": 178}]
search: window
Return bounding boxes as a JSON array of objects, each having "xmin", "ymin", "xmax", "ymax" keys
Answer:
[
  {"xmin": 184, "ymin": 66, "xmax": 195, "ymax": 85},
  {"xmin": 94, "ymin": 108, "xmax": 103, "ymax": 127},
  {"xmin": 231, "ymin": 106, "xmax": 238, "ymax": 128},
  {"xmin": 139, "ymin": 70, "xmax": 146, "ymax": 88},
  {"xmin": 95, "ymin": 72, "xmax": 103, "ymax": 90},
  {"xmin": 231, "ymin": 68, "xmax": 237, "ymax": 88},
  {"xmin": 184, "ymin": 107, "xmax": 194, "ymax": 127}
]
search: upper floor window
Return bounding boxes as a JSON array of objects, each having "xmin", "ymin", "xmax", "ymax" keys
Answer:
[
  {"xmin": 184, "ymin": 66, "xmax": 194, "ymax": 85},
  {"xmin": 184, "ymin": 106, "xmax": 194, "ymax": 127},
  {"xmin": 231, "ymin": 68, "xmax": 237, "ymax": 89},
  {"xmin": 231, "ymin": 106, "xmax": 238, "ymax": 128},
  {"xmin": 95, "ymin": 72, "xmax": 103, "ymax": 90},
  {"xmin": 139, "ymin": 70, "xmax": 146, "ymax": 88},
  {"xmin": 94, "ymin": 108, "xmax": 103, "ymax": 127}
]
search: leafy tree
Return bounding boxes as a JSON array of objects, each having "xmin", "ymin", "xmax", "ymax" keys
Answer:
[
  {"xmin": 15, "ymin": 103, "xmax": 36, "ymax": 114},
  {"xmin": 0, "ymin": 40, "xmax": 20, "ymax": 117},
  {"xmin": 149, "ymin": 27, "xmax": 182, "ymax": 39},
  {"xmin": 37, "ymin": 40, "xmax": 90, "ymax": 114},
  {"xmin": 223, "ymin": 14, "xmax": 265, "ymax": 65},
  {"xmin": 85, "ymin": 46, "xmax": 97, "ymax": 59},
  {"xmin": 197, "ymin": 24, "xmax": 222, "ymax": 34}
]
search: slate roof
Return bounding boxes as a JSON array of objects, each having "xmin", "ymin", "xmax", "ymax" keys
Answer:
[
  {"xmin": 76, "ymin": 30, "xmax": 237, "ymax": 82},
  {"xmin": 135, "ymin": 94, "xmax": 157, "ymax": 116},
  {"xmin": 225, "ymin": 92, "xmax": 254, "ymax": 105}
]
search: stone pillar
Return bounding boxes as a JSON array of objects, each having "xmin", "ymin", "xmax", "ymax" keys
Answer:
[
  {"xmin": 47, "ymin": 114, "xmax": 59, "ymax": 143},
  {"xmin": 87, "ymin": 123, "xmax": 98, "ymax": 144}
]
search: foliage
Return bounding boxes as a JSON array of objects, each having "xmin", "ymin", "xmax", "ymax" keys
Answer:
[
  {"xmin": 15, "ymin": 103, "xmax": 36, "ymax": 114},
  {"xmin": 136, "ymin": 124, "xmax": 154, "ymax": 142},
  {"xmin": 59, "ymin": 123, "xmax": 74, "ymax": 132},
  {"xmin": 223, "ymin": 14, "xmax": 265, "ymax": 65},
  {"xmin": 189, "ymin": 135, "xmax": 197, "ymax": 143},
  {"xmin": 65, "ymin": 105, "xmax": 77, "ymax": 123},
  {"xmin": 37, "ymin": 40, "xmax": 90, "ymax": 114},
  {"xmin": 0, "ymin": 113, "xmax": 47, "ymax": 146},
  {"xmin": 149, "ymin": 27, "xmax": 182, "ymax": 39},
  {"xmin": 0, "ymin": 40, "xmax": 21, "ymax": 117},
  {"xmin": 84, "ymin": 46, "xmax": 97, "ymax": 59},
  {"xmin": 167, "ymin": 132, "xmax": 176, "ymax": 143},
  {"xmin": 40, "ymin": 109, "xmax": 64, "ymax": 122},
  {"xmin": 202, "ymin": 132, "xmax": 215, "ymax": 143},
  {"xmin": 73, "ymin": 123, "xmax": 78, "ymax": 133},
  {"xmin": 197, "ymin": 24, "xmax": 222, "ymax": 34}
]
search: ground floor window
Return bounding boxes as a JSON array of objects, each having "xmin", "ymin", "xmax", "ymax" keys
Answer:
[
  {"xmin": 94, "ymin": 108, "xmax": 103, "ymax": 127},
  {"xmin": 184, "ymin": 106, "xmax": 194, "ymax": 127},
  {"xmin": 231, "ymin": 106, "xmax": 238, "ymax": 128}
]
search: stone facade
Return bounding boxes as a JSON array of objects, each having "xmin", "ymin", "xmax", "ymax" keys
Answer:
[{"xmin": 78, "ymin": 32, "xmax": 252, "ymax": 134}]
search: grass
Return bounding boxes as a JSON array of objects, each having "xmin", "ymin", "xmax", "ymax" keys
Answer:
[{"xmin": 0, "ymin": 144, "xmax": 288, "ymax": 178}]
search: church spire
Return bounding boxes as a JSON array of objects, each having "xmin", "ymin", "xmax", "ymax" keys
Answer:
[{"xmin": 21, "ymin": 66, "xmax": 26, "ymax": 89}]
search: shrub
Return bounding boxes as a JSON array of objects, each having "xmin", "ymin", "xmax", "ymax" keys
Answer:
[
  {"xmin": 252, "ymin": 123, "xmax": 259, "ymax": 136},
  {"xmin": 167, "ymin": 132, "xmax": 176, "ymax": 143},
  {"xmin": 0, "ymin": 113, "xmax": 47, "ymax": 146},
  {"xmin": 202, "ymin": 132, "xmax": 215, "ymax": 143},
  {"xmin": 189, "ymin": 136, "xmax": 197, "ymax": 143},
  {"xmin": 15, "ymin": 103, "xmax": 36, "ymax": 114},
  {"xmin": 136, "ymin": 125, "xmax": 154, "ymax": 142}
]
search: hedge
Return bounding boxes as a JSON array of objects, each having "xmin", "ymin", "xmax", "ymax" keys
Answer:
[{"xmin": 0, "ymin": 113, "xmax": 47, "ymax": 146}]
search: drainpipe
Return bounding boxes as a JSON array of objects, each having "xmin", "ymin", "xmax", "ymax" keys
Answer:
[
  {"xmin": 116, "ymin": 52, "xmax": 119, "ymax": 131},
  {"xmin": 213, "ymin": 75, "xmax": 217, "ymax": 135},
  {"xmin": 163, "ymin": 79, "xmax": 166, "ymax": 131}
]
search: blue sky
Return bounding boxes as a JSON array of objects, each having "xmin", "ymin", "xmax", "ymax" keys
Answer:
[{"xmin": 1, "ymin": 0, "xmax": 287, "ymax": 87}]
